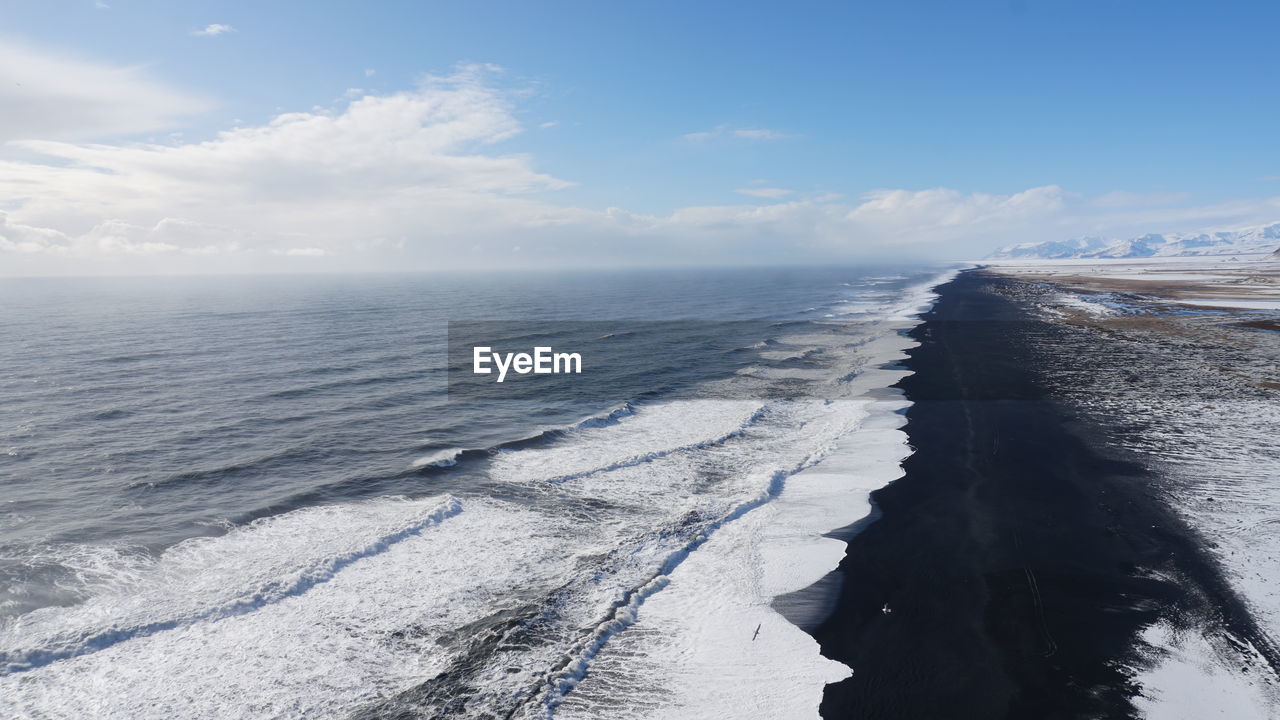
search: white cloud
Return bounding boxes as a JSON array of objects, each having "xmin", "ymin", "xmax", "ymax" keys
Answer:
[
  {"xmin": 3, "ymin": 56, "xmax": 1278, "ymax": 275},
  {"xmin": 0, "ymin": 64, "xmax": 584, "ymax": 274},
  {"xmin": 0, "ymin": 213, "xmax": 245, "ymax": 258},
  {"xmin": 0, "ymin": 213, "xmax": 69, "ymax": 254},
  {"xmin": 193, "ymin": 24, "xmax": 236, "ymax": 37},
  {"xmin": 364, "ymin": 68, "xmax": 376, "ymax": 78},
  {"xmin": 682, "ymin": 124, "xmax": 790, "ymax": 142},
  {"xmin": 731, "ymin": 128, "xmax": 786, "ymax": 140},
  {"xmin": 1092, "ymin": 190, "xmax": 1191, "ymax": 208},
  {"xmin": 587, "ymin": 187, "xmax": 1280, "ymax": 265},
  {"xmin": 735, "ymin": 187, "xmax": 794, "ymax": 199},
  {"xmin": 0, "ymin": 40, "xmax": 211, "ymax": 143},
  {"xmin": 681, "ymin": 130, "xmax": 717, "ymax": 143}
]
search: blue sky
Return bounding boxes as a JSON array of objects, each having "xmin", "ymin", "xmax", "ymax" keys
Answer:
[{"xmin": 2, "ymin": 1, "xmax": 1279, "ymax": 274}]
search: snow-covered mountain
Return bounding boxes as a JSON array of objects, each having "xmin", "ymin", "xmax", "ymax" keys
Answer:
[
  {"xmin": 986, "ymin": 236, "xmax": 1112, "ymax": 259},
  {"xmin": 987, "ymin": 222, "xmax": 1280, "ymax": 259}
]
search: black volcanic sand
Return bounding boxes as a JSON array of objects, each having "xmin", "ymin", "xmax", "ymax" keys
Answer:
[{"xmin": 811, "ymin": 270, "xmax": 1278, "ymax": 719}]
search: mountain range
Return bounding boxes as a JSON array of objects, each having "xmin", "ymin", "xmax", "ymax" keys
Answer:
[{"xmin": 987, "ymin": 222, "xmax": 1280, "ymax": 259}]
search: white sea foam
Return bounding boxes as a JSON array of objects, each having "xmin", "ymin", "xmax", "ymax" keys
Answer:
[
  {"xmin": 734, "ymin": 365, "xmax": 833, "ymax": 381},
  {"xmin": 490, "ymin": 400, "xmax": 765, "ymax": 485},
  {"xmin": 548, "ymin": 270, "xmax": 954, "ymax": 719},
  {"xmin": 756, "ymin": 346, "xmax": 821, "ymax": 361},
  {"xmin": 553, "ymin": 397, "xmax": 912, "ymax": 720},
  {"xmin": 0, "ymin": 267, "xmax": 961, "ymax": 720},
  {"xmin": 572, "ymin": 401, "xmax": 636, "ymax": 428},
  {"xmin": 0, "ymin": 497, "xmax": 594, "ymax": 719},
  {"xmin": 409, "ymin": 448, "xmax": 464, "ymax": 468},
  {"xmin": 1, "ymin": 495, "xmax": 463, "ymax": 674}
]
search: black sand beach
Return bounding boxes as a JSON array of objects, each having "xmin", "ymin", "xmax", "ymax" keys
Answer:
[{"xmin": 811, "ymin": 269, "xmax": 1276, "ymax": 719}]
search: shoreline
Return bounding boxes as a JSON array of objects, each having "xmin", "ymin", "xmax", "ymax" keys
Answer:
[
  {"xmin": 541, "ymin": 270, "xmax": 960, "ymax": 719},
  {"xmin": 810, "ymin": 268, "xmax": 1277, "ymax": 718}
]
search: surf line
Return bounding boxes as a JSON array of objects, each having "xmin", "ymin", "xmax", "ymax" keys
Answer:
[
  {"xmin": 473, "ymin": 346, "xmax": 582, "ymax": 383},
  {"xmin": 530, "ymin": 453, "xmax": 829, "ymax": 718}
]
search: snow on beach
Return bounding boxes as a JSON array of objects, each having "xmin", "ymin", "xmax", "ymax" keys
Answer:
[
  {"xmin": 1133, "ymin": 621, "xmax": 1276, "ymax": 720},
  {"xmin": 986, "ymin": 257, "xmax": 1280, "ymax": 717},
  {"xmin": 983, "ymin": 254, "xmax": 1280, "ymax": 300},
  {"xmin": 1172, "ymin": 298, "xmax": 1280, "ymax": 311}
]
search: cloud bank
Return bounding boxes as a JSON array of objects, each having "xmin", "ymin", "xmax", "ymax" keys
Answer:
[
  {"xmin": 0, "ymin": 41, "xmax": 211, "ymax": 144},
  {"xmin": 2, "ymin": 52, "xmax": 1279, "ymax": 276}
]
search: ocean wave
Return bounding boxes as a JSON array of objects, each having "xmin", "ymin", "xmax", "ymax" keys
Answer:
[
  {"xmin": 250, "ymin": 370, "xmax": 428, "ymax": 403},
  {"xmin": 490, "ymin": 400, "xmax": 767, "ymax": 485},
  {"xmin": 0, "ymin": 266, "xmax": 962, "ymax": 718},
  {"xmin": 532, "ymin": 454, "xmax": 829, "ymax": 717},
  {"xmin": 0, "ymin": 495, "xmax": 462, "ymax": 675},
  {"xmin": 409, "ymin": 448, "xmax": 464, "ymax": 469}
]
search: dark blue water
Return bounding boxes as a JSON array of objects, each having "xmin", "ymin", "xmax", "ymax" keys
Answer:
[{"xmin": 0, "ymin": 265, "xmax": 943, "ymax": 719}]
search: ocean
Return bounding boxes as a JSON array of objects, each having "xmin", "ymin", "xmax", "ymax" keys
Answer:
[{"xmin": 0, "ymin": 265, "xmax": 952, "ymax": 719}]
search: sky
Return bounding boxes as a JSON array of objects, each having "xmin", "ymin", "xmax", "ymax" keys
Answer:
[{"xmin": 2, "ymin": 0, "xmax": 1279, "ymax": 275}]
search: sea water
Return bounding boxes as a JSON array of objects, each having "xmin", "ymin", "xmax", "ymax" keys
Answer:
[{"xmin": 0, "ymin": 265, "xmax": 953, "ymax": 719}]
